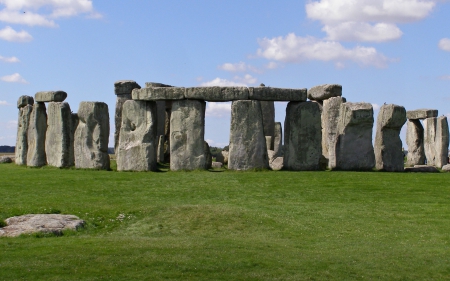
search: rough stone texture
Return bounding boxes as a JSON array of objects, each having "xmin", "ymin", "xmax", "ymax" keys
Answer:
[
  {"xmin": 116, "ymin": 100, "xmax": 157, "ymax": 171},
  {"xmin": 404, "ymin": 165, "xmax": 439, "ymax": 173},
  {"xmin": 212, "ymin": 162, "xmax": 223, "ymax": 168},
  {"xmin": 442, "ymin": 164, "xmax": 450, "ymax": 172},
  {"xmin": 45, "ymin": 102, "xmax": 74, "ymax": 167},
  {"xmin": 332, "ymin": 102, "xmax": 375, "ymax": 171},
  {"xmin": 74, "ymin": 102, "xmax": 110, "ymax": 170},
  {"xmin": 27, "ymin": 102, "xmax": 47, "ymax": 167},
  {"xmin": 15, "ymin": 104, "xmax": 33, "ymax": 165},
  {"xmin": 185, "ymin": 87, "xmax": 249, "ymax": 101},
  {"xmin": 35, "ymin": 91, "xmax": 67, "ymax": 102},
  {"xmin": 268, "ymin": 150, "xmax": 276, "ymax": 163},
  {"xmin": 270, "ymin": 157, "xmax": 284, "ymax": 171},
  {"xmin": 215, "ymin": 151, "xmax": 224, "ymax": 163},
  {"xmin": 221, "ymin": 150, "xmax": 229, "ymax": 164},
  {"xmin": 156, "ymin": 101, "xmax": 166, "ymax": 137},
  {"xmin": 434, "ymin": 116, "xmax": 449, "ymax": 168},
  {"xmin": 283, "ymin": 101, "xmax": 322, "ymax": 171},
  {"xmin": 204, "ymin": 141, "xmax": 212, "ymax": 169},
  {"xmin": 17, "ymin": 95, "xmax": 34, "ymax": 108},
  {"xmin": 261, "ymin": 101, "xmax": 275, "ymax": 142},
  {"xmin": 145, "ymin": 82, "xmax": 173, "ymax": 88},
  {"xmin": 322, "ymin": 96, "xmax": 345, "ymax": 168},
  {"xmin": 406, "ymin": 119, "xmax": 425, "ymax": 166},
  {"xmin": 273, "ymin": 122, "xmax": 283, "ymax": 157},
  {"xmin": 170, "ymin": 100, "xmax": 206, "ymax": 170},
  {"xmin": 0, "ymin": 214, "xmax": 85, "ymax": 237},
  {"xmin": 374, "ymin": 104, "xmax": 407, "ymax": 171},
  {"xmin": 157, "ymin": 135, "xmax": 165, "ymax": 163},
  {"xmin": 265, "ymin": 136, "xmax": 272, "ymax": 151},
  {"xmin": 114, "ymin": 80, "xmax": 141, "ymax": 95},
  {"xmin": 132, "ymin": 87, "xmax": 185, "ymax": 101},
  {"xmin": 228, "ymin": 100, "xmax": 269, "ymax": 170},
  {"xmin": 248, "ymin": 87, "xmax": 307, "ymax": 101},
  {"xmin": 308, "ymin": 84, "xmax": 342, "ymax": 101},
  {"xmin": 0, "ymin": 156, "xmax": 12, "ymax": 163},
  {"xmin": 424, "ymin": 117, "xmax": 437, "ymax": 166},
  {"xmin": 406, "ymin": 109, "xmax": 438, "ymax": 120}
]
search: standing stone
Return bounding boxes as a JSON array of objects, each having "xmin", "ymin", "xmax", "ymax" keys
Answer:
[
  {"xmin": 374, "ymin": 104, "xmax": 406, "ymax": 171},
  {"xmin": 156, "ymin": 101, "xmax": 166, "ymax": 137},
  {"xmin": 45, "ymin": 102, "xmax": 74, "ymax": 168},
  {"xmin": 114, "ymin": 80, "xmax": 141, "ymax": 153},
  {"xmin": 283, "ymin": 101, "xmax": 322, "ymax": 171},
  {"xmin": 424, "ymin": 117, "xmax": 437, "ymax": 166},
  {"xmin": 260, "ymin": 101, "xmax": 275, "ymax": 148},
  {"xmin": 435, "ymin": 116, "xmax": 449, "ymax": 168},
  {"xmin": 27, "ymin": 103, "xmax": 47, "ymax": 167},
  {"xmin": 406, "ymin": 119, "xmax": 425, "ymax": 166},
  {"xmin": 70, "ymin": 113, "xmax": 79, "ymax": 166},
  {"xmin": 204, "ymin": 141, "xmax": 212, "ymax": 169},
  {"xmin": 332, "ymin": 102, "xmax": 375, "ymax": 170},
  {"xmin": 117, "ymin": 100, "xmax": 157, "ymax": 171},
  {"xmin": 74, "ymin": 102, "xmax": 110, "ymax": 170},
  {"xmin": 229, "ymin": 100, "xmax": 269, "ymax": 170},
  {"xmin": 265, "ymin": 136, "xmax": 272, "ymax": 151},
  {"xmin": 15, "ymin": 96, "xmax": 34, "ymax": 165},
  {"xmin": 157, "ymin": 135, "xmax": 165, "ymax": 163},
  {"xmin": 170, "ymin": 100, "xmax": 206, "ymax": 171},
  {"xmin": 273, "ymin": 122, "xmax": 283, "ymax": 157},
  {"xmin": 322, "ymin": 96, "xmax": 345, "ymax": 168}
]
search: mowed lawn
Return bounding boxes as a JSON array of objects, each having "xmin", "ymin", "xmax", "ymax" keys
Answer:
[{"xmin": 1, "ymin": 163, "xmax": 450, "ymax": 280}]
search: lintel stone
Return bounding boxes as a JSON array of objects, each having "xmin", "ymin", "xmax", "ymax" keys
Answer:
[
  {"xmin": 17, "ymin": 95, "xmax": 34, "ymax": 108},
  {"xmin": 308, "ymin": 84, "xmax": 342, "ymax": 101},
  {"xmin": 114, "ymin": 80, "xmax": 141, "ymax": 95},
  {"xmin": 185, "ymin": 87, "xmax": 248, "ymax": 101},
  {"xmin": 406, "ymin": 109, "xmax": 438, "ymax": 120},
  {"xmin": 35, "ymin": 91, "xmax": 67, "ymax": 103},
  {"xmin": 132, "ymin": 87, "xmax": 185, "ymax": 101},
  {"xmin": 248, "ymin": 87, "xmax": 307, "ymax": 101}
]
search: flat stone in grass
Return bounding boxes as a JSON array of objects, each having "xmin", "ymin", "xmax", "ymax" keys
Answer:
[
  {"xmin": 404, "ymin": 165, "xmax": 439, "ymax": 173},
  {"xmin": 0, "ymin": 214, "xmax": 85, "ymax": 237}
]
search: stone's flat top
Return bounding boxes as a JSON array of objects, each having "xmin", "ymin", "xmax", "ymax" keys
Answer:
[
  {"xmin": 185, "ymin": 86, "xmax": 249, "ymax": 101},
  {"xmin": 114, "ymin": 80, "xmax": 138, "ymax": 85},
  {"xmin": 404, "ymin": 165, "xmax": 439, "ymax": 173},
  {"xmin": 344, "ymin": 102, "xmax": 373, "ymax": 111},
  {"xmin": 249, "ymin": 87, "xmax": 307, "ymax": 101},
  {"xmin": 17, "ymin": 95, "xmax": 34, "ymax": 108},
  {"xmin": 35, "ymin": 91, "xmax": 67, "ymax": 102},
  {"xmin": 114, "ymin": 80, "xmax": 141, "ymax": 95},
  {"xmin": 406, "ymin": 109, "xmax": 438, "ymax": 120},
  {"xmin": 0, "ymin": 214, "xmax": 85, "ymax": 237},
  {"xmin": 308, "ymin": 84, "xmax": 342, "ymax": 101},
  {"xmin": 132, "ymin": 87, "xmax": 186, "ymax": 101},
  {"xmin": 145, "ymin": 82, "xmax": 173, "ymax": 88}
]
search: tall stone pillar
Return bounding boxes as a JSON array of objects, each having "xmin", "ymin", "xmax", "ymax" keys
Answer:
[
  {"xmin": 260, "ymin": 100, "xmax": 275, "ymax": 149},
  {"xmin": 283, "ymin": 101, "xmax": 322, "ymax": 170},
  {"xmin": 322, "ymin": 96, "xmax": 345, "ymax": 168},
  {"xmin": 15, "ymin": 96, "xmax": 34, "ymax": 165},
  {"xmin": 27, "ymin": 102, "xmax": 47, "ymax": 167},
  {"xmin": 74, "ymin": 102, "xmax": 110, "ymax": 170},
  {"xmin": 114, "ymin": 80, "xmax": 141, "ymax": 153},
  {"xmin": 170, "ymin": 99, "xmax": 206, "ymax": 170},
  {"xmin": 273, "ymin": 122, "xmax": 283, "ymax": 157},
  {"xmin": 435, "ymin": 116, "xmax": 449, "ymax": 168},
  {"xmin": 229, "ymin": 100, "xmax": 269, "ymax": 170},
  {"xmin": 424, "ymin": 117, "xmax": 437, "ymax": 166},
  {"xmin": 374, "ymin": 104, "xmax": 406, "ymax": 171}
]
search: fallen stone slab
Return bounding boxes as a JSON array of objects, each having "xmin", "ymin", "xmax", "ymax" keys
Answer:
[
  {"xmin": 308, "ymin": 84, "xmax": 342, "ymax": 101},
  {"xmin": 211, "ymin": 162, "xmax": 223, "ymax": 168},
  {"xmin": 0, "ymin": 214, "xmax": 85, "ymax": 237},
  {"xmin": 35, "ymin": 91, "xmax": 67, "ymax": 103},
  {"xmin": 406, "ymin": 109, "xmax": 438, "ymax": 120},
  {"xmin": 114, "ymin": 80, "xmax": 141, "ymax": 95},
  {"xmin": 132, "ymin": 87, "xmax": 185, "ymax": 101},
  {"xmin": 185, "ymin": 87, "xmax": 249, "ymax": 101},
  {"xmin": 248, "ymin": 87, "xmax": 307, "ymax": 101},
  {"xmin": 17, "ymin": 95, "xmax": 34, "ymax": 108},
  {"xmin": 0, "ymin": 156, "xmax": 12, "ymax": 163},
  {"xmin": 404, "ymin": 165, "xmax": 439, "ymax": 173}
]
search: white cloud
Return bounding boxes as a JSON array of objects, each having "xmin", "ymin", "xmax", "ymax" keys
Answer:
[
  {"xmin": 256, "ymin": 33, "xmax": 392, "ymax": 68},
  {"xmin": 438, "ymin": 38, "xmax": 450, "ymax": 52},
  {"xmin": 0, "ymin": 100, "xmax": 9, "ymax": 105},
  {"xmin": 0, "ymin": 26, "xmax": 32, "ymax": 42},
  {"xmin": 323, "ymin": 22, "xmax": 403, "ymax": 42},
  {"xmin": 218, "ymin": 62, "xmax": 262, "ymax": 73},
  {"xmin": 265, "ymin": 61, "xmax": 280, "ymax": 69},
  {"xmin": 0, "ymin": 55, "xmax": 19, "ymax": 62},
  {"xmin": 234, "ymin": 74, "xmax": 257, "ymax": 85},
  {"xmin": 372, "ymin": 103, "xmax": 380, "ymax": 110},
  {"xmin": 0, "ymin": 73, "xmax": 28, "ymax": 83},
  {"xmin": 200, "ymin": 78, "xmax": 246, "ymax": 87},
  {"xmin": 0, "ymin": 10, "xmax": 56, "ymax": 27},
  {"xmin": 205, "ymin": 139, "xmax": 228, "ymax": 148},
  {"xmin": 205, "ymin": 102, "xmax": 231, "ymax": 118}
]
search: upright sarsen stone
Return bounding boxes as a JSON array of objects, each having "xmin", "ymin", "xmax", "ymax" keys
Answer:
[
  {"xmin": 260, "ymin": 101, "xmax": 275, "ymax": 143},
  {"xmin": 435, "ymin": 116, "xmax": 449, "ymax": 168},
  {"xmin": 283, "ymin": 101, "xmax": 322, "ymax": 170},
  {"xmin": 27, "ymin": 102, "xmax": 47, "ymax": 167},
  {"xmin": 116, "ymin": 100, "xmax": 157, "ymax": 171},
  {"xmin": 74, "ymin": 102, "xmax": 110, "ymax": 170},
  {"xmin": 229, "ymin": 100, "xmax": 269, "ymax": 170},
  {"xmin": 15, "ymin": 97, "xmax": 34, "ymax": 165},
  {"xmin": 374, "ymin": 104, "xmax": 406, "ymax": 171},
  {"xmin": 332, "ymin": 102, "xmax": 375, "ymax": 170},
  {"xmin": 424, "ymin": 117, "xmax": 437, "ymax": 166},
  {"xmin": 273, "ymin": 122, "xmax": 283, "ymax": 157},
  {"xmin": 45, "ymin": 102, "xmax": 74, "ymax": 167},
  {"xmin": 322, "ymin": 96, "xmax": 345, "ymax": 167},
  {"xmin": 170, "ymin": 99, "xmax": 206, "ymax": 170},
  {"xmin": 406, "ymin": 119, "xmax": 425, "ymax": 166}
]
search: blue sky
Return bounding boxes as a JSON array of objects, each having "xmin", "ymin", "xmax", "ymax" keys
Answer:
[{"xmin": 1, "ymin": 0, "xmax": 450, "ymax": 148}]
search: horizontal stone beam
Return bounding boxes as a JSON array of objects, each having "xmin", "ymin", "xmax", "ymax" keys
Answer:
[
  {"xmin": 406, "ymin": 109, "xmax": 438, "ymax": 120},
  {"xmin": 249, "ymin": 87, "xmax": 307, "ymax": 101},
  {"xmin": 35, "ymin": 91, "xmax": 67, "ymax": 102},
  {"xmin": 114, "ymin": 80, "xmax": 141, "ymax": 95},
  {"xmin": 185, "ymin": 87, "xmax": 249, "ymax": 101},
  {"xmin": 132, "ymin": 87, "xmax": 186, "ymax": 101}
]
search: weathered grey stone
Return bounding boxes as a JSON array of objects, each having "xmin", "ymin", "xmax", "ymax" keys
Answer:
[
  {"xmin": 404, "ymin": 165, "xmax": 439, "ymax": 173},
  {"xmin": 0, "ymin": 214, "xmax": 85, "ymax": 237},
  {"xmin": 211, "ymin": 162, "xmax": 223, "ymax": 168},
  {"xmin": 406, "ymin": 119, "xmax": 425, "ymax": 166},
  {"xmin": 270, "ymin": 157, "xmax": 284, "ymax": 171},
  {"xmin": 248, "ymin": 87, "xmax": 307, "ymax": 101},
  {"xmin": 170, "ymin": 100, "xmax": 206, "ymax": 170},
  {"xmin": 204, "ymin": 141, "xmax": 212, "ymax": 169},
  {"xmin": 374, "ymin": 104, "xmax": 407, "ymax": 171},
  {"xmin": 185, "ymin": 87, "xmax": 249, "ymax": 101},
  {"xmin": 273, "ymin": 122, "xmax": 283, "ymax": 157},
  {"xmin": 442, "ymin": 164, "xmax": 450, "ymax": 172},
  {"xmin": 145, "ymin": 82, "xmax": 173, "ymax": 88},
  {"xmin": 17, "ymin": 95, "xmax": 34, "ymax": 108},
  {"xmin": 406, "ymin": 109, "xmax": 438, "ymax": 120},
  {"xmin": 322, "ymin": 96, "xmax": 345, "ymax": 168},
  {"xmin": 261, "ymin": 101, "xmax": 275, "ymax": 142},
  {"xmin": 0, "ymin": 156, "xmax": 12, "ymax": 163},
  {"xmin": 332, "ymin": 102, "xmax": 375, "ymax": 170},
  {"xmin": 15, "ymin": 104, "xmax": 33, "ymax": 165},
  {"xmin": 229, "ymin": 100, "xmax": 269, "ymax": 170},
  {"xmin": 45, "ymin": 102, "xmax": 74, "ymax": 168},
  {"xmin": 265, "ymin": 136, "xmax": 272, "ymax": 151},
  {"xmin": 424, "ymin": 117, "xmax": 437, "ymax": 166},
  {"xmin": 132, "ymin": 87, "xmax": 185, "ymax": 101},
  {"xmin": 116, "ymin": 100, "xmax": 157, "ymax": 171},
  {"xmin": 434, "ymin": 116, "xmax": 449, "ymax": 168},
  {"xmin": 27, "ymin": 102, "xmax": 47, "ymax": 167},
  {"xmin": 114, "ymin": 80, "xmax": 141, "ymax": 95},
  {"xmin": 268, "ymin": 150, "xmax": 276, "ymax": 163},
  {"xmin": 156, "ymin": 101, "xmax": 166, "ymax": 137},
  {"xmin": 35, "ymin": 91, "xmax": 67, "ymax": 102},
  {"xmin": 221, "ymin": 150, "xmax": 229, "ymax": 165},
  {"xmin": 157, "ymin": 135, "xmax": 165, "ymax": 163},
  {"xmin": 308, "ymin": 84, "xmax": 342, "ymax": 101},
  {"xmin": 215, "ymin": 150, "xmax": 224, "ymax": 163},
  {"xmin": 74, "ymin": 102, "xmax": 110, "ymax": 170},
  {"xmin": 283, "ymin": 101, "xmax": 322, "ymax": 170},
  {"xmin": 70, "ymin": 113, "xmax": 79, "ymax": 163}
]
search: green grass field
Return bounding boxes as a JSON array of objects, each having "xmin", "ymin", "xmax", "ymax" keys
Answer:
[{"xmin": 1, "ymin": 163, "xmax": 450, "ymax": 280}]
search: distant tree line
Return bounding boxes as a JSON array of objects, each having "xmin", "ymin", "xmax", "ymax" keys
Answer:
[{"xmin": 0, "ymin": 146, "xmax": 15, "ymax": 153}]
